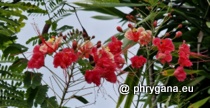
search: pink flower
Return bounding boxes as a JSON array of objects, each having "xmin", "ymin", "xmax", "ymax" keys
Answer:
[
  {"xmin": 174, "ymin": 66, "xmax": 186, "ymax": 82},
  {"xmin": 156, "ymin": 51, "xmax": 172, "ymax": 64},
  {"xmin": 102, "ymin": 70, "xmax": 117, "ymax": 83},
  {"xmin": 85, "ymin": 69, "xmax": 101, "ymax": 86},
  {"xmin": 153, "ymin": 38, "xmax": 175, "ymax": 64},
  {"xmin": 130, "ymin": 55, "xmax": 147, "ymax": 69},
  {"xmin": 139, "ymin": 30, "xmax": 152, "ymax": 46},
  {"xmin": 125, "ymin": 27, "xmax": 152, "ymax": 46},
  {"xmin": 153, "ymin": 38, "xmax": 175, "ymax": 52},
  {"xmin": 178, "ymin": 41, "xmax": 192, "ymax": 67},
  {"xmin": 79, "ymin": 41, "xmax": 94, "ymax": 58},
  {"xmin": 114, "ymin": 54, "xmax": 125, "ymax": 68},
  {"xmin": 53, "ymin": 48, "xmax": 78, "ymax": 69},
  {"xmin": 125, "ymin": 27, "xmax": 145, "ymax": 42},
  {"xmin": 28, "ymin": 45, "xmax": 45, "ymax": 69},
  {"xmin": 107, "ymin": 36, "xmax": 122, "ymax": 55},
  {"xmin": 39, "ymin": 36, "xmax": 62, "ymax": 54}
]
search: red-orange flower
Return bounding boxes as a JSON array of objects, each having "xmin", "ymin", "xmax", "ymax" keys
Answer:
[
  {"xmin": 114, "ymin": 54, "xmax": 125, "ymax": 68},
  {"xmin": 174, "ymin": 66, "xmax": 186, "ymax": 82},
  {"xmin": 156, "ymin": 51, "xmax": 172, "ymax": 64},
  {"xmin": 178, "ymin": 41, "xmax": 192, "ymax": 67},
  {"xmin": 53, "ymin": 48, "xmax": 78, "ymax": 69},
  {"xmin": 139, "ymin": 30, "xmax": 152, "ymax": 45},
  {"xmin": 79, "ymin": 41, "xmax": 94, "ymax": 58},
  {"xmin": 85, "ymin": 68, "xmax": 101, "ymax": 86},
  {"xmin": 107, "ymin": 36, "xmax": 122, "ymax": 55},
  {"xmin": 130, "ymin": 55, "xmax": 147, "ymax": 69},
  {"xmin": 39, "ymin": 36, "xmax": 62, "ymax": 54},
  {"xmin": 28, "ymin": 45, "xmax": 45, "ymax": 69},
  {"xmin": 153, "ymin": 38, "xmax": 174, "ymax": 52},
  {"xmin": 125, "ymin": 27, "xmax": 145, "ymax": 42}
]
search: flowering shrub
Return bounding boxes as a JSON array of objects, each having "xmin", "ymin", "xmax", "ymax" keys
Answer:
[{"xmin": 2, "ymin": 0, "xmax": 210, "ymax": 108}]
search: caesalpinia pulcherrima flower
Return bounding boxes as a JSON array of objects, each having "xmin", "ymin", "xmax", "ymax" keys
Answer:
[
  {"xmin": 107, "ymin": 36, "xmax": 122, "ymax": 55},
  {"xmin": 173, "ymin": 66, "xmax": 186, "ymax": 82},
  {"xmin": 39, "ymin": 36, "xmax": 62, "ymax": 54},
  {"xmin": 125, "ymin": 26, "xmax": 152, "ymax": 45},
  {"xmin": 178, "ymin": 41, "xmax": 192, "ymax": 67},
  {"xmin": 85, "ymin": 36, "xmax": 125, "ymax": 86},
  {"xmin": 79, "ymin": 40, "xmax": 94, "ymax": 58},
  {"xmin": 53, "ymin": 48, "xmax": 78, "ymax": 69},
  {"xmin": 172, "ymin": 41, "xmax": 192, "ymax": 82},
  {"xmin": 130, "ymin": 55, "xmax": 147, "ymax": 69},
  {"xmin": 153, "ymin": 38, "xmax": 174, "ymax": 64},
  {"xmin": 28, "ymin": 45, "xmax": 45, "ymax": 69}
]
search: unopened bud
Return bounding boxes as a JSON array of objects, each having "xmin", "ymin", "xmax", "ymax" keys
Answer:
[
  {"xmin": 97, "ymin": 41, "xmax": 101, "ymax": 48},
  {"xmin": 165, "ymin": 32, "xmax": 170, "ymax": 37},
  {"xmin": 153, "ymin": 20, "xmax": 157, "ymax": 27},
  {"xmin": 116, "ymin": 26, "xmax": 123, "ymax": 32},
  {"xmin": 72, "ymin": 40, "xmax": 77, "ymax": 50},
  {"xmin": 175, "ymin": 31, "xmax": 182, "ymax": 38},
  {"xmin": 178, "ymin": 24, "xmax": 182, "ymax": 29},
  {"xmin": 63, "ymin": 35, "xmax": 67, "ymax": 40},
  {"xmin": 128, "ymin": 23, "xmax": 133, "ymax": 29}
]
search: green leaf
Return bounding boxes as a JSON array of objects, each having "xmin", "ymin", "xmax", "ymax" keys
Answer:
[
  {"xmin": 24, "ymin": 71, "xmax": 32, "ymax": 88},
  {"xmin": 188, "ymin": 96, "xmax": 210, "ymax": 108},
  {"xmin": 3, "ymin": 43, "xmax": 28, "ymax": 56},
  {"xmin": 187, "ymin": 76, "xmax": 205, "ymax": 86},
  {"xmin": 162, "ymin": 69, "xmax": 204, "ymax": 77},
  {"xmin": 35, "ymin": 85, "xmax": 48, "ymax": 104},
  {"xmin": 9, "ymin": 58, "xmax": 28, "ymax": 73},
  {"xmin": 206, "ymin": 22, "xmax": 210, "ymax": 28},
  {"xmin": 32, "ymin": 73, "xmax": 43, "ymax": 89},
  {"xmin": 92, "ymin": 15, "xmax": 119, "ymax": 20},
  {"xmin": 26, "ymin": 87, "xmax": 38, "ymax": 107},
  {"xmin": 73, "ymin": 95, "xmax": 89, "ymax": 104},
  {"xmin": 74, "ymin": 2, "xmax": 125, "ymax": 18},
  {"xmin": 51, "ymin": 22, "xmax": 58, "ymax": 31},
  {"xmin": 56, "ymin": 25, "xmax": 73, "ymax": 32},
  {"xmin": 25, "ymin": 36, "xmax": 39, "ymax": 45},
  {"xmin": 41, "ymin": 96, "xmax": 59, "ymax": 108},
  {"xmin": 137, "ymin": 12, "xmax": 156, "ymax": 25}
]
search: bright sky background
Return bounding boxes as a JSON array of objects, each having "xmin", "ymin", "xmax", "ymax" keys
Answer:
[{"xmin": 16, "ymin": 1, "xmax": 139, "ymax": 108}]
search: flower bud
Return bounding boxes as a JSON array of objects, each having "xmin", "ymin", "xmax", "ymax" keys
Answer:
[
  {"xmin": 178, "ymin": 24, "xmax": 182, "ymax": 29},
  {"xmin": 92, "ymin": 35, "xmax": 95, "ymax": 39},
  {"xmin": 72, "ymin": 40, "xmax": 77, "ymax": 50},
  {"xmin": 63, "ymin": 35, "xmax": 67, "ymax": 40},
  {"xmin": 116, "ymin": 26, "xmax": 123, "ymax": 32},
  {"xmin": 128, "ymin": 23, "xmax": 133, "ymax": 29},
  {"xmin": 175, "ymin": 31, "xmax": 182, "ymax": 38},
  {"xmin": 165, "ymin": 32, "xmax": 170, "ymax": 37},
  {"xmin": 97, "ymin": 41, "xmax": 101, "ymax": 48},
  {"xmin": 153, "ymin": 20, "xmax": 157, "ymax": 27}
]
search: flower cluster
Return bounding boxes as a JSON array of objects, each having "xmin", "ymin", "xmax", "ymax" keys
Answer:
[
  {"xmin": 174, "ymin": 41, "xmax": 193, "ymax": 81},
  {"xmin": 152, "ymin": 37, "xmax": 193, "ymax": 82},
  {"xmin": 28, "ymin": 36, "xmax": 63, "ymax": 69},
  {"xmin": 125, "ymin": 26, "xmax": 152, "ymax": 46},
  {"xmin": 85, "ymin": 37, "xmax": 125, "ymax": 86},
  {"xmin": 28, "ymin": 25, "xmax": 195, "ymax": 86}
]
